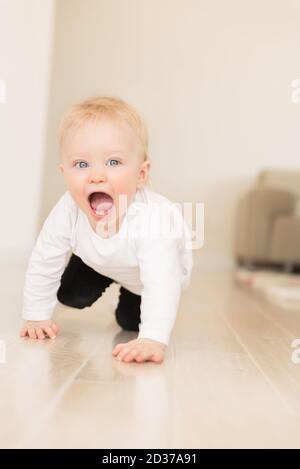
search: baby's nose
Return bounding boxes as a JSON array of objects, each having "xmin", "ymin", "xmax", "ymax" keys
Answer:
[{"xmin": 89, "ymin": 171, "xmax": 107, "ymax": 183}]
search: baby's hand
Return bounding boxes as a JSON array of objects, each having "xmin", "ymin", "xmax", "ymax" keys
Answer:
[
  {"xmin": 20, "ymin": 319, "xmax": 59, "ymax": 340},
  {"xmin": 112, "ymin": 338, "xmax": 166, "ymax": 363}
]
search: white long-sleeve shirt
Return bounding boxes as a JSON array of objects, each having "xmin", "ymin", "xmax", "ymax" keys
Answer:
[{"xmin": 21, "ymin": 186, "xmax": 193, "ymax": 345}]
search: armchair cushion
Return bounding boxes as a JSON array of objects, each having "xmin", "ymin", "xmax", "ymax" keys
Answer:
[{"xmin": 235, "ymin": 169, "xmax": 300, "ymax": 266}]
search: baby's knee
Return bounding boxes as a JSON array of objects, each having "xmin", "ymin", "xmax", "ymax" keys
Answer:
[
  {"xmin": 57, "ymin": 288, "xmax": 92, "ymax": 309},
  {"xmin": 115, "ymin": 308, "xmax": 140, "ymax": 332}
]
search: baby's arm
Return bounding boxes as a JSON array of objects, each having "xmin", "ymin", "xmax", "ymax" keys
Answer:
[
  {"xmin": 112, "ymin": 234, "xmax": 182, "ymax": 363},
  {"xmin": 20, "ymin": 192, "xmax": 76, "ymax": 339}
]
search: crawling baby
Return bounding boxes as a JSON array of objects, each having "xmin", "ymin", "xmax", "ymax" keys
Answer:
[{"xmin": 20, "ymin": 96, "xmax": 193, "ymax": 363}]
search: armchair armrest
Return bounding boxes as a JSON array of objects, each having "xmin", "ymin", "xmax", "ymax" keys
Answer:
[{"xmin": 234, "ymin": 187, "xmax": 296, "ymax": 262}]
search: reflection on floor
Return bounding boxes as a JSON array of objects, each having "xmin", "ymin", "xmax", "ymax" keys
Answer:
[{"xmin": 1, "ymin": 259, "xmax": 300, "ymax": 448}]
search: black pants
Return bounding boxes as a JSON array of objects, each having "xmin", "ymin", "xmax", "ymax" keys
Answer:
[{"xmin": 56, "ymin": 253, "xmax": 141, "ymax": 332}]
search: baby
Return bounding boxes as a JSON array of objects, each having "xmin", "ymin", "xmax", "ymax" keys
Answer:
[{"xmin": 20, "ymin": 96, "xmax": 193, "ymax": 363}]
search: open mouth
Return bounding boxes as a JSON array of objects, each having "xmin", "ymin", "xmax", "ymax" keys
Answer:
[{"xmin": 88, "ymin": 191, "xmax": 114, "ymax": 218}]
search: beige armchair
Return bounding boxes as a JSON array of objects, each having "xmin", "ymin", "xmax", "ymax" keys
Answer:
[{"xmin": 234, "ymin": 169, "xmax": 300, "ymax": 269}]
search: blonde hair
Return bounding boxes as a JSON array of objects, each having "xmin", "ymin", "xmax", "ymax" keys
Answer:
[{"xmin": 58, "ymin": 96, "xmax": 149, "ymax": 162}]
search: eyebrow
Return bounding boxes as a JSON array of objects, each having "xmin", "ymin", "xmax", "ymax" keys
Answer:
[{"xmin": 67, "ymin": 151, "xmax": 126, "ymax": 160}]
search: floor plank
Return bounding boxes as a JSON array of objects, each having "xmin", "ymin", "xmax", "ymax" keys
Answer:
[{"xmin": 1, "ymin": 262, "xmax": 300, "ymax": 448}]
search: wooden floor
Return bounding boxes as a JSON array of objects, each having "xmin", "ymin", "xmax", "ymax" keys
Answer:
[{"xmin": 1, "ymin": 259, "xmax": 300, "ymax": 449}]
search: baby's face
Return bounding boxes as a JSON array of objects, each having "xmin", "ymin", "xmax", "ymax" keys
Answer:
[{"xmin": 59, "ymin": 117, "xmax": 150, "ymax": 233}]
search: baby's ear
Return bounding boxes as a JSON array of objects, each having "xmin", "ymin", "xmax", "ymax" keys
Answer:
[
  {"xmin": 59, "ymin": 164, "xmax": 64, "ymax": 174},
  {"xmin": 138, "ymin": 159, "xmax": 151, "ymax": 186}
]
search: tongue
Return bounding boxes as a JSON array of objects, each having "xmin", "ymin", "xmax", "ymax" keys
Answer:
[{"xmin": 90, "ymin": 192, "xmax": 113, "ymax": 213}]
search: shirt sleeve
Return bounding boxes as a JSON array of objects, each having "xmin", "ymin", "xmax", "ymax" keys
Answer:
[
  {"xmin": 135, "ymin": 229, "xmax": 183, "ymax": 346},
  {"xmin": 21, "ymin": 192, "xmax": 77, "ymax": 321}
]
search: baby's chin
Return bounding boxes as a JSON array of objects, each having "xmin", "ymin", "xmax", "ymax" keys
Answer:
[{"xmin": 87, "ymin": 203, "xmax": 127, "ymax": 237}]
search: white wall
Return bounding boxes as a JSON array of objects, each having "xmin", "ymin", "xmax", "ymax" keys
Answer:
[
  {"xmin": 0, "ymin": 0, "xmax": 56, "ymax": 261},
  {"xmin": 3, "ymin": 0, "xmax": 300, "ymax": 269},
  {"xmin": 40, "ymin": 0, "xmax": 300, "ymax": 271}
]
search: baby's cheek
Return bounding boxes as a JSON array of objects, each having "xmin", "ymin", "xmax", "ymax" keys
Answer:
[{"xmin": 66, "ymin": 185, "xmax": 85, "ymax": 207}]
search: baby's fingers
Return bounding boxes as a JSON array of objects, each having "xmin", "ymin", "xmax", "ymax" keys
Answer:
[
  {"xmin": 112, "ymin": 343, "xmax": 126, "ymax": 356},
  {"xmin": 44, "ymin": 326, "xmax": 57, "ymax": 339},
  {"xmin": 152, "ymin": 353, "xmax": 164, "ymax": 363},
  {"xmin": 28, "ymin": 328, "xmax": 37, "ymax": 340},
  {"xmin": 20, "ymin": 327, "xmax": 29, "ymax": 338},
  {"xmin": 115, "ymin": 345, "xmax": 136, "ymax": 361},
  {"xmin": 122, "ymin": 348, "xmax": 140, "ymax": 362},
  {"xmin": 135, "ymin": 351, "xmax": 149, "ymax": 363},
  {"xmin": 36, "ymin": 328, "xmax": 45, "ymax": 340},
  {"xmin": 136, "ymin": 348, "xmax": 164, "ymax": 363},
  {"xmin": 51, "ymin": 323, "xmax": 60, "ymax": 335}
]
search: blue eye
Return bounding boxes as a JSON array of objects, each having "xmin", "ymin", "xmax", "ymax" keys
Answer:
[
  {"xmin": 74, "ymin": 161, "xmax": 88, "ymax": 169},
  {"xmin": 108, "ymin": 159, "xmax": 121, "ymax": 166}
]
